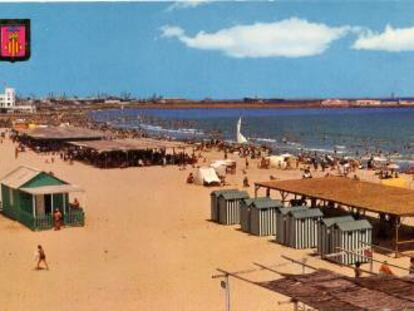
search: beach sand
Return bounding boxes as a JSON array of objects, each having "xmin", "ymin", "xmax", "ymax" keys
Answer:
[{"xmin": 0, "ymin": 137, "xmax": 413, "ymax": 311}]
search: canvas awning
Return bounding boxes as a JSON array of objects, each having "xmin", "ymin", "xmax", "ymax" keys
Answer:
[{"xmin": 20, "ymin": 184, "xmax": 84, "ymax": 195}]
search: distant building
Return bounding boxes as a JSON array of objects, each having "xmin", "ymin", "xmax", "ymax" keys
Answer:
[
  {"xmin": 321, "ymin": 99, "xmax": 350, "ymax": 107},
  {"xmin": 0, "ymin": 87, "xmax": 16, "ymax": 109},
  {"xmin": 399, "ymin": 99, "xmax": 414, "ymax": 106},
  {"xmin": 0, "ymin": 87, "xmax": 35, "ymax": 113},
  {"xmin": 354, "ymin": 99, "xmax": 382, "ymax": 107}
]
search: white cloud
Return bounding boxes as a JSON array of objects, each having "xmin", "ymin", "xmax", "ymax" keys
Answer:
[
  {"xmin": 161, "ymin": 18, "xmax": 352, "ymax": 58},
  {"xmin": 353, "ymin": 25, "xmax": 414, "ymax": 52},
  {"xmin": 166, "ymin": 1, "xmax": 210, "ymax": 11}
]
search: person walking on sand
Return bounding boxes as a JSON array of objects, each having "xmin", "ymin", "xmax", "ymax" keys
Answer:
[{"xmin": 35, "ymin": 245, "xmax": 49, "ymax": 270}]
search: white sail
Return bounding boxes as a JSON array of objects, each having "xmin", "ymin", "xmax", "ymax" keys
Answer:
[{"xmin": 236, "ymin": 117, "xmax": 248, "ymax": 144}]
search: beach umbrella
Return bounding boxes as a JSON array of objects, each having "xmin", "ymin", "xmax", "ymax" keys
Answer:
[{"xmin": 387, "ymin": 163, "xmax": 400, "ymax": 169}]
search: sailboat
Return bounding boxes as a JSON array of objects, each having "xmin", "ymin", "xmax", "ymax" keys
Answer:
[{"xmin": 236, "ymin": 117, "xmax": 248, "ymax": 144}]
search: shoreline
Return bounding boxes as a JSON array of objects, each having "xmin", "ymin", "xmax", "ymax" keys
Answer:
[{"xmin": 1, "ymin": 133, "xmax": 414, "ymax": 310}]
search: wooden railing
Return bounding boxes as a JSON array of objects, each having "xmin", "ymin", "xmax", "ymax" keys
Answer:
[
  {"xmin": 64, "ymin": 208, "xmax": 85, "ymax": 227},
  {"xmin": 1, "ymin": 207, "xmax": 85, "ymax": 231}
]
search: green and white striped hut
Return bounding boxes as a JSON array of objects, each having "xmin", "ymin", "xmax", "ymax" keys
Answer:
[
  {"xmin": 210, "ymin": 189, "xmax": 238, "ymax": 222},
  {"xmin": 217, "ymin": 190, "xmax": 249, "ymax": 225},
  {"xmin": 286, "ymin": 208, "xmax": 324, "ymax": 249},
  {"xmin": 240, "ymin": 197, "xmax": 283, "ymax": 236},
  {"xmin": 317, "ymin": 216, "xmax": 354, "ymax": 257},
  {"xmin": 331, "ymin": 219, "xmax": 372, "ymax": 265},
  {"xmin": 275, "ymin": 206, "xmax": 307, "ymax": 245}
]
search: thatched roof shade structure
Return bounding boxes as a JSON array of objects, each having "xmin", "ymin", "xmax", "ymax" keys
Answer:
[
  {"xmin": 255, "ymin": 177, "xmax": 414, "ymax": 217},
  {"xmin": 67, "ymin": 138, "xmax": 187, "ymax": 153},
  {"xmin": 258, "ymin": 269, "xmax": 414, "ymax": 311},
  {"xmin": 17, "ymin": 127, "xmax": 104, "ymax": 141},
  {"xmin": 255, "ymin": 177, "xmax": 414, "ymax": 254}
]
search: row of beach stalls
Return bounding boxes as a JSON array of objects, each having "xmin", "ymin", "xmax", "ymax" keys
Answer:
[
  {"xmin": 210, "ymin": 188, "xmax": 373, "ymax": 265},
  {"xmin": 14, "ymin": 126, "xmax": 192, "ymax": 168}
]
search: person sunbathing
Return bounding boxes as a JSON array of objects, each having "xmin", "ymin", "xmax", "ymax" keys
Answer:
[{"xmin": 186, "ymin": 173, "xmax": 194, "ymax": 184}]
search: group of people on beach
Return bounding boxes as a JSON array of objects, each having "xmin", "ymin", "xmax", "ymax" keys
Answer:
[{"xmin": 354, "ymin": 257, "xmax": 414, "ymax": 278}]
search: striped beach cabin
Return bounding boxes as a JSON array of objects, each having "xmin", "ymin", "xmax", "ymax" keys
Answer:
[
  {"xmin": 317, "ymin": 216, "xmax": 354, "ymax": 257},
  {"xmin": 275, "ymin": 206, "xmax": 307, "ymax": 245},
  {"xmin": 217, "ymin": 190, "xmax": 249, "ymax": 225},
  {"xmin": 210, "ymin": 189, "xmax": 238, "ymax": 222},
  {"xmin": 240, "ymin": 197, "xmax": 282, "ymax": 236},
  {"xmin": 331, "ymin": 219, "xmax": 372, "ymax": 265},
  {"xmin": 286, "ymin": 208, "xmax": 324, "ymax": 249}
]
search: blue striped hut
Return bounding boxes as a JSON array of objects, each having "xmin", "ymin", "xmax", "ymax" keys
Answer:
[
  {"xmin": 317, "ymin": 216, "xmax": 354, "ymax": 257},
  {"xmin": 275, "ymin": 206, "xmax": 307, "ymax": 245},
  {"xmin": 240, "ymin": 197, "xmax": 283, "ymax": 236},
  {"xmin": 331, "ymin": 219, "xmax": 372, "ymax": 265},
  {"xmin": 217, "ymin": 190, "xmax": 249, "ymax": 225},
  {"xmin": 286, "ymin": 208, "xmax": 324, "ymax": 249}
]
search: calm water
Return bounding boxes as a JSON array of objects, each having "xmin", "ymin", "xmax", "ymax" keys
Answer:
[{"xmin": 91, "ymin": 107, "xmax": 414, "ymax": 163}]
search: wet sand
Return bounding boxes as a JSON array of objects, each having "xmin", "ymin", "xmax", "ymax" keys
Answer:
[{"xmin": 0, "ymin": 137, "xmax": 413, "ymax": 311}]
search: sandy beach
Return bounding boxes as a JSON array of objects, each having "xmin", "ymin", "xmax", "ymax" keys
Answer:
[{"xmin": 0, "ymin": 136, "xmax": 413, "ymax": 311}]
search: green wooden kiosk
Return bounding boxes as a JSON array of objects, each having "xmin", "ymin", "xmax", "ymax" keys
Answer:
[{"xmin": 1, "ymin": 166, "xmax": 85, "ymax": 230}]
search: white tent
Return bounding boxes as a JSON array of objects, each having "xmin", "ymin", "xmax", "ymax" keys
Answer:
[
  {"xmin": 210, "ymin": 162, "xmax": 226, "ymax": 177},
  {"xmin": 266, "ymin": 154, "xmax": 296, "ymax": 169},
  {"xmin": 194, "ymin": 167, "xmax": 221, "ymax": 186},
  {"xmin": 373, "ymin": 156, "xmax": 387, "ymax": 162},
  {"xmin": 266, "ymin": 155, "xmax": 287, "ymax": 169},
  {"xmin": 210, "ymin": 159, "xmax": 236, "ymax": 177}
]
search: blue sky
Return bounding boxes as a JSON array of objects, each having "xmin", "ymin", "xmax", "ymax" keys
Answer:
[{"xmin": 1, "ymin": 1, "xmax": 414, "ymax": 99}]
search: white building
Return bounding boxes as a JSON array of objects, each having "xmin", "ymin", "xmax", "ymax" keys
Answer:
[
  {"xmin": 0, "ymin": 87, "xmax": 16, "ymax": 109},
  {"xmin": 0, "ymin": 87, "xmax": 35, "ymax": 113},
  {"xmin": 321, "ymin": 99, "xmax": 350, "ymax": 107}
]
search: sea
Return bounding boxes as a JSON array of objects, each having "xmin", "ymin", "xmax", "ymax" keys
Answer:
[{"xmin": 90, "ymin": 107, "xmax": 414, "ymax": 169}]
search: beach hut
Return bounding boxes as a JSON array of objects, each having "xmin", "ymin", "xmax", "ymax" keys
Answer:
[
  {"xmin": 194, "ymin": 167, "xmax": 220, "ymax": 186},
  {"xmin": 210, "ymin": 189, "xmax": 238, "ymax": 222},
  {"xmin": 217, "ymin": 190, "xmax": 249, "ymax": 225},
  {"xmin": 286, "ymin": 208, "xmax": 324, "ymax": 249},
  {"xmin": 0, "ymin": 166, "xmax": 85, "ymax": 231},
  {"xmin": 331, "ymin": 219, "xmax": 372, "ymax": 265},
  {"xmin": 275, "ymin": 206, "xmax": 307, "ymax": 245},
  {"xmin": 317, "ymin": 216, "xmax": 354, "ymax": 257},
  {"xmin": 240, "ymin": 197, "xmax": 282, "ymax": 236}
]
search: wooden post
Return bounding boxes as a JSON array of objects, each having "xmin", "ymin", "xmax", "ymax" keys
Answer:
[
  {"xmin": 32, "ymin": 195, "xmax": 36, "ymax": 218},
  {"xmin": 63, "ymin": 193, "xmax": 66, "ymax": 215},
  {"xmin": 225, "ymin": 274, "xmax": 230, "ymax": 311},
  {"xmin": 293, "ymin": 299, "xmax": 298, "ymax": 311},
  {"xmin": 254, "ymin": 184, "xmax": 259, "ymax": 198},
  {"xmin": 280, "ymin": 191, "xmax": 287, "ymax": 204},
  {"xmin": 395, "ymin": 217, "xmax": 401, "ymax": 258},
  {"xmin": 266, "ymin": 188, "xmax": 270, "ymax": 198},
  {"xmin": 51, "ymin": 194, "xmax": 54, "ymax": 212}
]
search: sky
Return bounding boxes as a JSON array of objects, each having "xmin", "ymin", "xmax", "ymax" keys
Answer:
[{"xmin": 1, "ymin": 1, "xmax": 414, "ymax": 99}]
